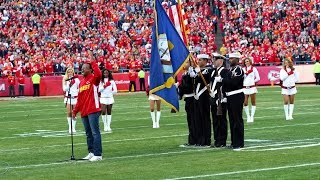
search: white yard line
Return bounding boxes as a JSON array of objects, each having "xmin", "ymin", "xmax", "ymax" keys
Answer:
[
  {"xmin": 164, "ymin": 162, "xmax": 320, "ymax": 180},
  {"xmin": 246, "ymin": 122, "xmax": 320, "ymax": 130},
  {"xmin": 254, "ymin": 111, "xmax": 319, "ymax": 119},
  {"xmin": 3, "ymin": 161, "xmax": 87, "ymax": 170},
  {"xmin": 0, "ymin": 134, "xmax": 188, "ymax": 152},
  {"xmin": 2, "ymin": 120, "xmax": 319, "ymax": 140},
  {"xmin": 0, "ymin": 136, "xmax": 319, "ymax": 170},
  {"xmin": 242, "ymin": 141, "xmax": 317, "ymax": 150},
  {"xmin": 243, "ymin": 143, "xmax": 320, "ymax": 152},
  {"xmin": 1, "ymin": 142, "xmax": 320, "ymax": 171},
  {"xmin": 0, "ymin": 107, "xmax": 318, "ymax": 128}
]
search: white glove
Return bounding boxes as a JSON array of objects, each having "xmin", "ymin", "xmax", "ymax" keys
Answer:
[
  {"xmin": 202, "ymin": 69, "xmax": 208, "ymax": 74},
  {"xmin": 195, "ymin": 67, "xmax": 200, "ymax": 73},
  {"xmin": 215, "ymin": 76, "xmax": 223, "ymax": 82},
  {"xmin": 209, "ymin": 91, "xmax": 214, "ymax": 97}
]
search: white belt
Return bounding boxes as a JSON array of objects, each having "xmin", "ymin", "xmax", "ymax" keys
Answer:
[
  {"xmin": 194, "ymin": 83, "xmax": 207, "ymax": 100},
  {"xmin": 226, "ymin": 89, "xmax": 243, "ymax": 96},
  {"xmin": 183, "ymin": 93, "xmax": 194, "ymax": 98}
]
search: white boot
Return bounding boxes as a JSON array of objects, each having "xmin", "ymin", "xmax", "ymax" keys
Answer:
[
  {"xmin": 102, "ymin": 115, "xmax": 107, "ymax": 132},
  {"xmin": 67, "ymin": 117, "xmax": 72, "ymax": 134},
  {"xmin": 284, "ymin": 104, "xmax": 289, "ymax": 120},
  {"xmin": 251, "ymin": 106, "xmax": 256, "ymax": 122},
  {"xmin": 72, "ymin": 119, "xmax": 77, "ymax": 133},
  {"xmin": 289, "ymin": 104, "xmax": 294, "ymax": 120},
  {"xmin": 156, "ymin": 111, "xmax": 161, "ymax": 128},
  {"xmin": 150, "ymin": 111, "xmax": 156, "ymax": 128},
  {"xmin": 106, "ymin": 115, "xmax": 112, "ymax": 132},
  {"xmin": 244, "ymin": 106, "xmax": 251, "ymax": 123}
]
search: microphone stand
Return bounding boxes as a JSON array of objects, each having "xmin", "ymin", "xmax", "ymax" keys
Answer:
[
  {"xmin": 68, "ymin": 83, "xmax": 75, "ymax": 160},
  {"xmin": 60, "ymin": 79, "xmax": 85, "ymax": 162}
]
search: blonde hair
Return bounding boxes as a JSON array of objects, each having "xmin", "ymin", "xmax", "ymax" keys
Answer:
[
  {"xmin": 283, "ymin": 58, "xmax": 295, "ymax": 71},
  {"xmin": 63, "ymin": 68, "xmax": 75, "ymax": 81}
]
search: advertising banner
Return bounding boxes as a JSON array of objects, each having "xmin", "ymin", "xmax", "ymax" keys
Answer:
[{"xmin": 0, "ymin": 65, "xmax": 316, "ymax": 97}]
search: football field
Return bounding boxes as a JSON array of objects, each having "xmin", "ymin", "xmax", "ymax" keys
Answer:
[{"xmin": 0, "ymin": 86, "xmax": 319, "ymax": 179}]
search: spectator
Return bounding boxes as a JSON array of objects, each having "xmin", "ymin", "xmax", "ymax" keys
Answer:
[
  {"xmin": 7, "ymin": 71, "xmax": 16, "ymax": 98},
  {"xmin": 17, "ymin": 72, "xmax": 25, "ymax": 97},
  {"xmin": 0, "ymin": 0, "xmax": 217, "ymax": 75},
  {"xmin": 128, "ymin": 69, "xmax": 137, "ymax": 92}
]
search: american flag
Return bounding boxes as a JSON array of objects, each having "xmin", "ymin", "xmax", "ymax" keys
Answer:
[{"xmin": 163, "ymin": 0, "xmax": 189, "ymax": 45}]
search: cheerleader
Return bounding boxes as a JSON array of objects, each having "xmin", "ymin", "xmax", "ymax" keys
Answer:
[
  {"xmin": 98, "ymin": 69, "xmax": 117, "ymax": 132},
  {"xmin": 62, "ymin": 68, "xmax": 80, "ymax": 134},
  {"xmin": 148, "ymin": 76, "xmax": 161, "ymax": 128},
  {"xmin": 242, "ymin": 58, "xmax": 260, "ymax": 123},
  {"xmin": 280, "ymin": 59, "xmax": 299, "ymax": 120}
]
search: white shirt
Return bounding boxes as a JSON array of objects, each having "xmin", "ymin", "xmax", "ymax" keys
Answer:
[
  {"xmin": 63, "ymin": 78, "xmax": 80, "ymax": 97},
  {"xmin": 280, "ymin": 68, "xmax": 299, "ymax": 87},
  {"xmin": 243, "ymin": 65, "xmax": 260, "ymax": 86},
  {"xmin": 98, "ymin": 78, "xmax": 117, "ymax": 97}
]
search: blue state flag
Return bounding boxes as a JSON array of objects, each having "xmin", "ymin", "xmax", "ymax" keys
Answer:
[{"xmin": 149, "ymin": 0, "xmax": 190, "ymax": 112}]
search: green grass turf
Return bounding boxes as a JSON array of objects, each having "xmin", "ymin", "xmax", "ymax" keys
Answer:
[{"xmin": 0, "ymin": 86, "xmax": 319, "ymax": 179}]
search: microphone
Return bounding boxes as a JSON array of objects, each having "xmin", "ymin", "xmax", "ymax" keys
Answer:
[{"xmin": 65, "ymin": 75, "xmax": 78, "ymax": 81}]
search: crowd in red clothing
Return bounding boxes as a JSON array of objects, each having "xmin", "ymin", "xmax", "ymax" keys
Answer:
[
  {"xmin": 0, "ymin": 0, "xmax": 218, "ymax": 78},
  {"xmin": 219, "ymin": 0, "xmax": 320, "ymax": 65}
]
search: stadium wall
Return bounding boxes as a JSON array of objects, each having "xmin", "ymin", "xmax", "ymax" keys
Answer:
[{"xmin": 0, "ymin": 65, "xmax": 315, "ymax": 97}]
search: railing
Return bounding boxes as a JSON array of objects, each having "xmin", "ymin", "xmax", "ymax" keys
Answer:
[{"xmin": 0, "ymin": 67, "xmax": 151, "ymax": 78}]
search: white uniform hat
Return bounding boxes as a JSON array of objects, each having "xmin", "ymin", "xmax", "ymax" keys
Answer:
[
  {"xmin": 197, "ymin": 54, "xmax": 210, "ymax": 59},
  {"xmin": 228, "ymin": 52, "xmax": 241, "ymax": 59},
  {"xmin": 212, "ymin": 52, "xmax": 226, "ymax": 60}
]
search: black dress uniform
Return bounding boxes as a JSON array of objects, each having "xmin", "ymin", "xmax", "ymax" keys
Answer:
[
  {"xmin": 192, "ymin": 66, "xmax": 215, "ymax": 146},
  {"xmin": 210, "ymin": 66, "xmax": 229, "ymax": 147},
  {"xmin": 178, "ymin": 70, "xmax": 196, "ymax": 145},
  {"xmin": 222, "ymin": 65, "xmax": 244, "ymax": 149}
]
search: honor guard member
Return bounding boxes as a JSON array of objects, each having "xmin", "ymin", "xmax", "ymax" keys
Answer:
[
  {"xmin": 178, "ymin": 62, "xmax": 196, "ymax": 147},
  {"xmin": 190, "ymin": 54, "xmax": 215, "ymax": 147},
  {"xmin": 217, "ymin": 52, "xmax": 244, "ymax": 151},
  {"xmin": 210, "ymin": 53, "xmax": 229, "ymax": 148}
]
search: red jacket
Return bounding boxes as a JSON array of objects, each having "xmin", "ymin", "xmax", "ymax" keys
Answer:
[
  {"xmin": 73, "ymin": 62, "xmax": 102, "ymax": 117},
  {"xmin": 17, "ymin": 76, "xmax": 25, "ymax": 85},
  {"xmin": 129, "ymin": 71, "xmax": 137, "ymax": 81},
  {"xmin": 8, "ymin": 75, "xmax": 15, "ymax": 86}
]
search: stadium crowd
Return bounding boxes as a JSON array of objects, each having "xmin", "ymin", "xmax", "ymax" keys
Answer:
[
  {"xmin": 0, "ymin": 0, "xmax": 217, "ymax": 77},
  {"xmin": 1, "ymin": 0, "xmax": 319, "ymax": 78},
  {"xmin": 219, "ymin": 0, "xmax": 320, "ymax": 65}
]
